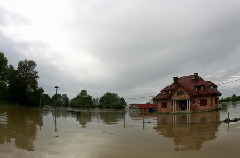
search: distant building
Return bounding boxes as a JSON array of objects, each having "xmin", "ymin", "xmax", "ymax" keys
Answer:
[
  {"xmin": 129, "ymin": 104, "xmax": 157, "ymax": 113},
  {"xmin": 93, "ymin": 98, "xmax": 99, "ymax": 106},
  {"xmin": 153, "ymin": 73, "xmax": 221, "ymax": 113}
]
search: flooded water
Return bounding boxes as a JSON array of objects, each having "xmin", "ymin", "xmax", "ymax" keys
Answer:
[{"xmin": 0, "ymin": 103, "xmax": 240, "ymax": 158}]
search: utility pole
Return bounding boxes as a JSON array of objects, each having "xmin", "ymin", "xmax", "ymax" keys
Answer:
[
  {"xmin": 54, "ymin": 86, "xmax": 59, "ymax": 132},
  {"xmin": 55, "ymin": 86, "xmax": 59, "ymax": 95}
]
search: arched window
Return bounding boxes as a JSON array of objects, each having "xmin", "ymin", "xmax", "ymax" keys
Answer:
[{"xmin": 177, "ymin": 90, "xmax": 185, "ymax": 96}]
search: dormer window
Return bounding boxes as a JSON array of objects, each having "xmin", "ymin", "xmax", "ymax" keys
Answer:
[
  {"xmin": 211, "ymin": 85, "xmax": 217, "ymax": 90},
  {"xmin": 177, "ymin": 91, "xmax": 185, "ymax": 95}
]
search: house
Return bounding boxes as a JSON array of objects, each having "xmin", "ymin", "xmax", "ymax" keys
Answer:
[
  {"xmin": 129, "ymin": 104, "xmax": 157, "ymax": 113},
  {"xmin": 153, "ymin": 73, "xmax": 221, "ymax": 113}
]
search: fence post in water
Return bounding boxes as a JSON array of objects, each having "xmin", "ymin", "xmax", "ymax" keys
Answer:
[
  {"xmin": 143, "ymin": 116, "xmax": 144, "ymax": 130},
  {"xmin": 124, "ymin": 112, "xmax": 125, "ymax": 128},
  {"xmin": 228, "ymin": 112, "xmax": 230, "ymax": 133}
]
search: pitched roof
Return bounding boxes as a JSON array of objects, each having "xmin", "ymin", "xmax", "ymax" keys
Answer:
[
  {"xmin": 154, "ymin": 73, "xmax": 221, "ymax": 100},
  {"xmin": 130, "ymin": 104, "xmax": 157, "ymax": 109}
]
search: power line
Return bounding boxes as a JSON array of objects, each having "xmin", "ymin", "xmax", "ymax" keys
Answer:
[
  {"xmin": 217, "ymin": 78, "xmax": 240, "ymax": 86},
  {"xmin": 127, "ymin": 96, "xmax": 155, "ymax": 99}
]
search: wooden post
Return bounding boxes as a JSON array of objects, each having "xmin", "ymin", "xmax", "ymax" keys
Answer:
[
  {"xmin": 54, "ymin": 112, "xmax": 57, "ymax": 132},
  {"xmin": 124, "ymin": 112, "xmax": 125, "ymax": 128},
  {"xmin": 143, "ymin": 116, "xmax": 145, "ymax": 130},
  {"xmin": 228, "ymin": 112, "xmax": 230, "ymax": 132}
]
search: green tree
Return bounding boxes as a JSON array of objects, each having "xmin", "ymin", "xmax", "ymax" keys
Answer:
[
  {"xmin": 99, "ymin": 92, "xmax": 126, "ymax": 109},
  {"xmin": 41, "ymin": 94, "xmax": 51, "ymax": 105},
  {"xmin": 8, "ymin": 60, "xmax": 42, "ymax": 106},
  {"xmin": 62, "ymin": 94, "xmax": 69, "ymax": 106},
  {"xmin": 0, "ymin": 52, "xmax": 9, "ymax": 101},
  {"xmin": 231, "ymin": 94, "xmax": 237, "ymax": 102},
  {"xmin": 51, "ymin": 94, "xmax": 63, "ymax": 107},
  {"xmin": 0, "ymin": 52, "xmax": 9, "ymax": 83},
  {"xmin": 17, "ymin": 59, "xmax": 39, "ymax": 90},
  {"xmin": 220, "ymin": 94, "xmax": 240, "ymax": 102},
  {"xmin": 70, "ymin": 90, "xmax": 93, "ymax": 108}
]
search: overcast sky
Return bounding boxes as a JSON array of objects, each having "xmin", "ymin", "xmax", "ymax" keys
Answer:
[{"xmin": 1, "ymin": 0, "xmax": 240, "ymax": 104}]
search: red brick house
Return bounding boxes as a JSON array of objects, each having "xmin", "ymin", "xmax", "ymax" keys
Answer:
[{"xmin": 153, "ymin": 73, "xmax": 221, "ymax": 113}]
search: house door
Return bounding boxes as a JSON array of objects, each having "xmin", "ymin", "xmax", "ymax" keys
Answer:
[{"xmin": 179, "ymin": 100, "xmax": 187, "ymax": 111}]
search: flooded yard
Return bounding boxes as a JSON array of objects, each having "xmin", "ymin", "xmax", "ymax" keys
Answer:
[{"xmin": 0, "ymin": 103, "xmax": 240, "ymax": 158}]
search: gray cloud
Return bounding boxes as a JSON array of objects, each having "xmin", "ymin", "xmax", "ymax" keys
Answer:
[
  {"xmin": 69, "ymin": 0, "xmax": 240, "ymax": 101},
  {"xmin": 1, "ymin": 1, "xmax": 240, "ymax": 103}
]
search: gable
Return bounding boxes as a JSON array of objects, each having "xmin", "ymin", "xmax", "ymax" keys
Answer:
[{"xmin": 171, "ymin": 87, "xmax": 190, "ymax": 100}]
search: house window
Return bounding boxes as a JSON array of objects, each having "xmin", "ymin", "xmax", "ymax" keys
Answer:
[
  {"xmin": 215, "ymin": 98, "xmax": 219, "ymax": 104},
  {"xmin": 177, "ymin": 91, "xmax": 185, "ymax": 96},
  {"xmin": 200, "ymin": 99, "xmax": 207, "ymax": 106},
  {"xmin": 162, "ymin": 102, "xmax": 167, "ymax": 108}
]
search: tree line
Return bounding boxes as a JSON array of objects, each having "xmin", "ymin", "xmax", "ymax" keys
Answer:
[
  {"xmin": 220, "ymin": 94, "xmax": 240, "ymax": 102},
  {"xmin": 42, "ymin": 89, "xmax": 126, "ymax": 109},
  {"xmin": 0, "ymin": 52, "xmax": 127, "ymax": 109}
]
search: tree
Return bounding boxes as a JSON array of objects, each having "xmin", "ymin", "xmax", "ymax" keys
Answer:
[
  {"xmin": 70, "ymin": 90, "xmax": 93, "ymax": 108},
  {"xmin": 99, "ymin": 92, "xmax": 126, "ymax": 109},
  {"xmin": 8, "ymin": 65, "xmax": 25, "ymax": 104},
  {"xmin": 0, "ymin": 52, "xmax": 44, "ymax": 106},
  {"xmin": 0, "ymin": 52, "xmax": 9, "ymax": 101},
  {"xmin": 0, "ymin": 52, "xmax": 9, "ymax": 83},
  {"xmin": 51, "ymin": 94, "xmax": 63, "ymax": 107},
  {"xmin": 41, "ymin": 94, "xmax": 51, "ymax": 105},
  {"xmin": 17, "ymin": 60, "xmax": 40, "ymax": 106},
  {"xmin": 62, "ymin": 94, "xmax": 69, "ymax": 106},
  {"xmin": 17, "ymin": 59, "xmax": 39, "ymax": 90},
  {"xmin": 220, "ymin": 94, "xmax": 240, "ymax": 102},
  {"xmin": 231, "ymin": 94, "xmax": 237, "ymax": 102},
  {"xmin": 8, "ymin": 60, "xmax": 42, "ymax": 106}
]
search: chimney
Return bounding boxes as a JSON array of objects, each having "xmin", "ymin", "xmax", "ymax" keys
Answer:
[
  {"xmin": 173, "ymin": 77, "xmax": 178, "ymax": 85},
  {"xmin": 194, "ymin": 73, "xmax": 198, "ymax": 77},
  {"xmin": 193, "ymin": 73, "xmax": 199, "ymax": 81}
]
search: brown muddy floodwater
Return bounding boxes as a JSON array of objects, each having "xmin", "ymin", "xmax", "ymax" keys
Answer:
[{"xmin": 0, "ymin": 103, "xmax": 240, "ymax": 158}]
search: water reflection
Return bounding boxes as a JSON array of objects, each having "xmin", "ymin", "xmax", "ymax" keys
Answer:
[
  {"xmin": 99, "ymin": 111, "xmax": 124, "ymax": 125},
  {"xmin": 52, "ymin": 108, "xmax": 125, "ymax": 127},
  {"xmin": 0, "ymin": 106, "xmax": 42, "ymax": 151},
  {"xmin": 154, "ymin": 111, "xmax": 220, "ymax": 151},
  {"xmin": 0, "ymin": 105, "xmax": 228, "ymax": 154},
  {"xmin": 76, "ymin": 111, "xmax": 92, "ymax": 127},
  {"xmin": 231, "ymin": 102, "xmax": 238, "ymax": 109}
]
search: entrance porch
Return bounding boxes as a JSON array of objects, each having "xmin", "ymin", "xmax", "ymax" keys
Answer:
[{"xmin": 172, "ymin": 99, "xmax": 191, "ymax": 112}]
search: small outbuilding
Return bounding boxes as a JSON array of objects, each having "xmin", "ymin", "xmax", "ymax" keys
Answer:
[
  {"xmin": 129, "ymin": 104, "xmax": 157, "ymax": 113},
  {"xmin": 153, "ymin": 73, "xmax": 221, "ymax": 113}
]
